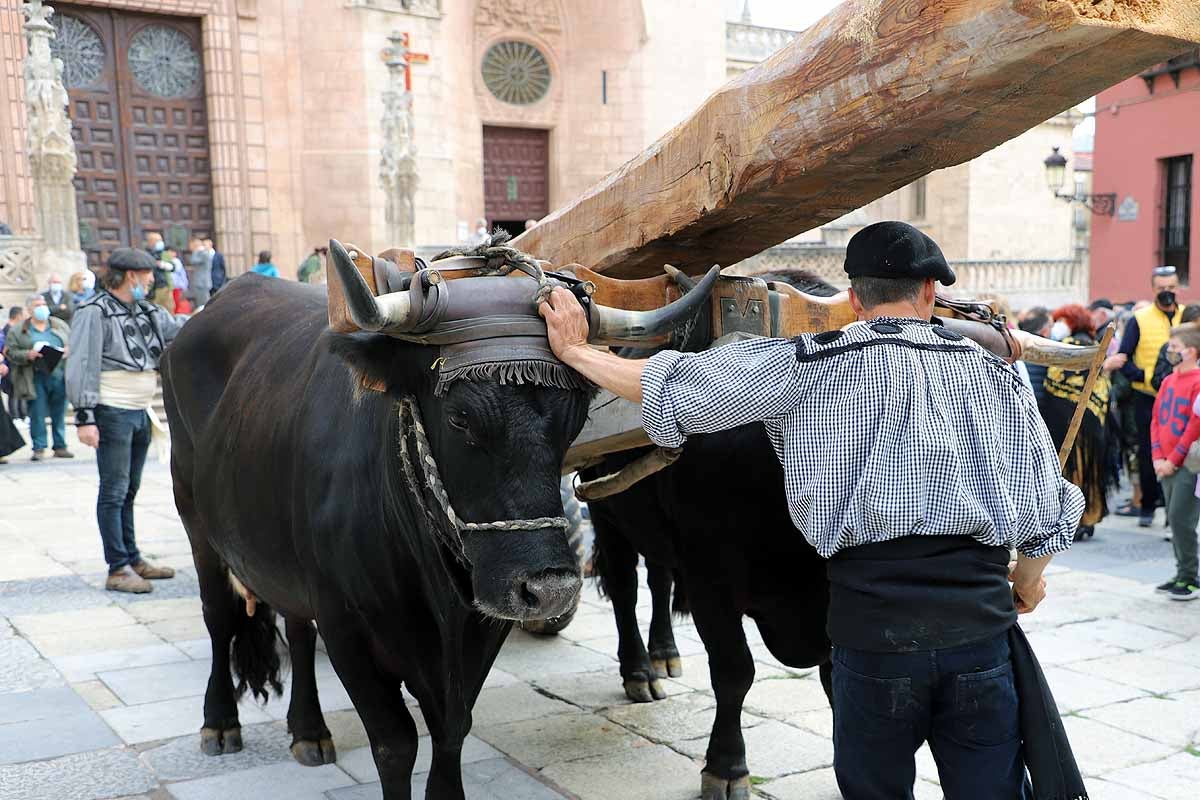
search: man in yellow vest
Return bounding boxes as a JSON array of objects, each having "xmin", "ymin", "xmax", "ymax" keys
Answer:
[{"xmin": 1116, "ymin": 265, "xmax": 1183, "ymax": 527}]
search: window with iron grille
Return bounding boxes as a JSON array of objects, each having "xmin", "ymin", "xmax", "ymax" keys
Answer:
[{"xmin": 1162, "ymin": 155, "xmax": 1193, "ymax": 285}]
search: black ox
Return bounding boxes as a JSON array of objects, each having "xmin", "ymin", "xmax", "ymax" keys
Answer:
[
  {"xmin": 161, "ymin": 242, "xmax": 713, "ymax": 800},
  {"xmin": 580, "ymin": 270, "xmax": 838, "ymax": 800}
]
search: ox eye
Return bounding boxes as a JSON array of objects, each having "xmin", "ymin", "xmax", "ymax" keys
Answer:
[{"xmin": 448, "ymin": 411, "xmax": 469, "ymax": 432}]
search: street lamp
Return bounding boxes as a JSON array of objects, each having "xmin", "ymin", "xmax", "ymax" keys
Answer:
[{"xmin": 1043, "ymin": 146, "xmax": 1116, "ymax": 216}]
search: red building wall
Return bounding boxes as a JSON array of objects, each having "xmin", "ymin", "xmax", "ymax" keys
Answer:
[{"xmin": 1090, "ymin": 61, "xmax": 1200, "ymax": 304}]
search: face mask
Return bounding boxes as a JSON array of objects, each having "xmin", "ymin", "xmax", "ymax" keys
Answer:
[
  {"xmin": 49, "ymin": 282, "xmax": 62, "ymax": 294},
  {"xmin": 153, "ymin": 241, "xmax": 165, "ymax": 252},
  {"xmin": 1157, "ymin": 290, "xmax": 1177, "ymax": 308},
  {"xmin": 32, "ymin": 306, "xmax": 50, "ymax": 322},
  {"xmin": 131, "ymin": 282, "xmax": 146, "ymax": 301},
  {"xmin": 1167, "ymin": 350, "xmax": 1184, "ymax": 366},
  {"xmin": 1050, "ymin": 320, "xmax": 1071, "ymax": 342},
  {"xmin": 82, "ymin": 272, "xmax": 95, "ymax": 290}
]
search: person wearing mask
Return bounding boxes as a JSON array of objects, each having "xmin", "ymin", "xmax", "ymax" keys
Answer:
[
  {"xmin": 1090, "ymin": 299, "xmax": 1116, "ymax": 336},
  {"xmin": 187, "ymin": 238, "xmax": 212, "ymax": 306},
  {"xmin": 41, "ymin": 273, "xmax": 76, "ymax": 323},
  {"xmin": 1042, "ymin": 305, "xmax": 1114, "ymax": 540},
  {"xmin": 540, "ymin": 221, "xmax": 1086, "ymax": 800},
  {"xmin": 1150, "ymin": 305, "xmax": 1200, "ymax": 391},
  {"xmin": 152, "ymin": 249, "xmax": 175, "ymax": 311},
  {"xmin": 204, "ymin": 238, "xmax": 226, "ymax": 292},
  {"xmin": 69, "ymin": 269, "xmax": 97, "ymax": 303},
  {"xmin": 1151, "ymin": 324, "xmax": 1200, "ymax": 600},
  {"xmin": 5, "ymin": 294, "xmax": 72, "ymax": 461},
  {"xmin": 166, "ymin": 248, "xmax": 191, "ymax": 314},
  {"xmin": 67, "ymin": 248, "xmax": 181, "ymax": 593},
  {"xmin": 1116, "ymin": 265, "xmax": 1182, "ymax": 527},
  {"xmin": 251, "ymin": 250, "xmax": 279, "ymax": 278},
  {"xmin": 1, "ymin": 305, "xmax": 26, "ymax": 421}
]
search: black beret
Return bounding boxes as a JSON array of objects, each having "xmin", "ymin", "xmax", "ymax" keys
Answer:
[
  {"xmin": 1089, "ymin": 298, "xmax": 1114, "ymax": 311},
  {"xmin": 844, "ymin": 221, "xmax": 956, "ymax": 286},
  {"xmin": 107, "ymin": 247, "xmax": 157, "ymax": 272}
]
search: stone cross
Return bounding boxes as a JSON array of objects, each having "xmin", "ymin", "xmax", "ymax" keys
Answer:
[
  {"xmin": 21, "ymin": 0, "xmax": 85, "ymax": 283},
  {"xmin": 380, "ymin": 31, "xmax": 427, "ymax": 250}
]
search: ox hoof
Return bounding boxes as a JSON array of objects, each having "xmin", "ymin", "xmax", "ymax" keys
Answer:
[
  {"xmin": 701, "ymin": 773, "xmax": 751, "ymax": 800},
  {"xmin": 291, "ymin": 737, "xmax": 337, "ymax": 766},
  {"xmin": 650, "ymin": 656, "xmax": 683, "ymax": 679},
  {"xmin": 623, "ymin": 675, "xmax": 668, "ymax": 703},
  {"xmin": 200, "ymin": 726, "xmax": 243, "ymax": 756}
]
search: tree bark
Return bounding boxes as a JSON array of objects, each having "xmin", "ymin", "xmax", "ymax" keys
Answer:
[{"xmin": 515, "ymin": 0, "xmax": 1200, "ymax": 278}]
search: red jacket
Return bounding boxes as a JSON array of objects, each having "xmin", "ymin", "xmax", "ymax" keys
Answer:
[{"xmin": 1151, "ymin": 368, "xmax": 1200, "ymax": 467}]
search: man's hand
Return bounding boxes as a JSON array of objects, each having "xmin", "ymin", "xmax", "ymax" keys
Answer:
[
  {"xmin": 1103, "ymin": 353, "xmax": 1127, "ymax": 371},
  {"xmin": 77, "ymin": 425, "xmax": 99, "ymax": 449},
  {"xmin": 1012, "ymin": 576, "xmax": 1047, "ymax": 615},
  {"xmin": 538, "ymin": 286, "xmax": 590, "ymax": 366},
  {"xmin": 26, "ymin": 349, "xmax": 41, "ymax": 360},
  {"xmin": 0, "ymin": 362, "xmax": 6, "ymax": 378}
]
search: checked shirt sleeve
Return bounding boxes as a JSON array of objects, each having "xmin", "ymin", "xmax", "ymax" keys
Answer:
[
  {"xmin": 640, "ymin": 337, "xmax": 806, "ymax": 448},
  {"xmin": 1010, "ymin": 378, "xmax": 1085, "ymax": 558}
]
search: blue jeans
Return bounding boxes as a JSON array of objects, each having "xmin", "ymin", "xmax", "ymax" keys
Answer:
[
  {"xmin": 28, "ymin": 370, "xmax": 66, "ymax": 451},
  {"xmin": 95, "ymin": 405, "xmax": 150, "ymax": 572},
  {"xmin": 832, "ymin": 633, "xmax": 1032, "ymax": 800}
]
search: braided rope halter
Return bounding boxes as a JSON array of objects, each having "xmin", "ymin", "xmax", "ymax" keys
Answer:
[{"xmin": 397, "ymin": 396, "xmax": 569, "ymax": 566}]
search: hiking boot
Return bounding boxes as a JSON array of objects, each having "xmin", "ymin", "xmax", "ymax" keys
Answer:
[
  {"xmin": 132, "ymin": 560, "xmax": 175, "ymax": 580},
  {"xmin": 1156, "ymin": 579, "xmax": 1180, "ymax": 594},
  {"xmin": 1138, "ymin": 514, "xmax": 1154, "ymax": 528},
  {"xmin": 52, "ymin": 447, "xmax": 73, "ymax": 459},
  {"xmin": 1168, "ymin": 583, "xmax": 1199, "ymax": 602},
  {"xmin": 30, "ymin": 449, "xmax": 44, "ymax": 462},
  {"xmin": 106, "ymin": 567, "xmax": 152, "ymax": 594}
]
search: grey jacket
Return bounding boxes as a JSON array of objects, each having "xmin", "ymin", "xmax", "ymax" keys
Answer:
[
  {"xmin": 189, "ymin": 249, "xmax": 213, "ymax": 291},
  {"xmin": 66, "ymin": 291, "xmax": 184, "ymax": 412}
]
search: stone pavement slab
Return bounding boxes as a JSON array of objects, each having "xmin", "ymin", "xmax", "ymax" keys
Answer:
[
  {"xmin": 1043, "ymin": 665, "xmax": 1149, "ymax": 712},
  {"xmin": 1067, "ymin": 651, "xmax": 1200, "ymax": 695},
  {"xmin": 469, "ymin": 684, "xmax": 577, "ymax": 728},
  {"xmin": 743, "ymin": 675, "xmax": 831, "ymax": 718},
  {"xmin": 166, "ymin": 761, "xmax": 354, "ymax": 800},
  {"xmin": 473, "ymin": 710, "xmax": 638, "ymax": 769},
  {"xmin": 1082, "ymin": 691, "xmax": 1200, "ymax": 748},
  {"xmin": 49, "ymin": 642, "xmax": 190, "ymax": 682},
  {"xmin": 10, "ymin": 604, "xmax": 136, "ymax": 637},
  {"xmin": 1100, "ymin": 751, "xmax": 1200, "ymax": 799},
  {"xmin": 0, "ymin": 574, "xmax": 110, "ymax": 617},
  {"xmin": 602, "ymin": 690, "xmax": 727, "ymax": 743},
  {"xmin": 328, "ymin": 756, "xmax": 569, "ymax": 800},
  {"xmin": 1061, "ymin": 717, "xmax": 1175, "ymax": 776},
  {"xmin": 98, "ymin": 658, "xmax": 212, "ymax": 705},
  {"xmin": 0, "ymin": 687, "xmax": 120, "ymax": 764},
  {"xmin": 675, "ymin": 719, "xmax": 834, "ymax": 778},
  {"xmin": 0, "ymin": 747, "xmax": 158, "ymax": 800},
  {"xmin": 539, "ymin": 742, "xmax": 699, "ymax": 800},
  {"xmin": 491, "ymin": 634, "xmax": 615, "ymax": 679},
  {"xmin": 100, "ymin": 694, "xmax": 272, "ymax": 745},
  {"xmin": 0, "ymin": 636, "xmax": 63, "ymax": 693},
  {"xmin": 25, "ymin": 623, "xmax": 164, "ymax": 658}
]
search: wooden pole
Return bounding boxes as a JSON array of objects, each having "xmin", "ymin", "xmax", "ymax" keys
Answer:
[
  {"xmin": 515, "ymin": 1, "xmax": 1200, "ymax": 278},
  {"xmin": 1058, "ymin": 326, "xmax": 1115, "ymax": 472}
]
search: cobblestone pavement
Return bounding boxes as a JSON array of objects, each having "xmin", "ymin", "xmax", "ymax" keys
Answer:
[{"xmin": 2, "ymin": 426, "xmax": 1199, "ymax": 799}]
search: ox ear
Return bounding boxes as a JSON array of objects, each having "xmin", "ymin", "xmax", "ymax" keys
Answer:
[{"xmin": 328, "ymin": 332, "xmax": 405, "ymax": 395}]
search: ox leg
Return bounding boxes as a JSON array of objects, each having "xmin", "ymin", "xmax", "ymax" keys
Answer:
[
  {"xmin": 285, "ymin": 617, "xmax": 336, "ymax": 766},
  {"xmin": 690, "ymin": 582, "xmax": 754, "ymax": 800},
  {"xmin": 195, "ymin": 556, "xmax": 244, "ymax": 756},
  {"xmin": 594, "ymin": 522, "xmax": 664, "ymax": 703},
  {"xmin": 646, "ymin": 562, "xmax": 682, "ymax": 679},
  {"xmin": 321, "ymin": 622, "xmax": 420, "ymax": 800},
  {"xmin": 425, "ymin": 737, "xmax": 465, "ymax": 800}
]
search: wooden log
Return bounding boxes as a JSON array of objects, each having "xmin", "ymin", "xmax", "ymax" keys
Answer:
[{"xmin": 515, "ymin": 0, "xmax": 1200, "ymax": 279}]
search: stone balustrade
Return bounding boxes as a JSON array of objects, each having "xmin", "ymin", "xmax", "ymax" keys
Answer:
[
  {"xmin": 725, "ymin": 22, "xmax": 796, "ymax": 65},
  {"xmin": 0, "ymin": 236, "xmax": 40, "ymax": 309},
  {"xmin": 731, "ymin": 244, "xmax": 1087, "ymax": 311}
]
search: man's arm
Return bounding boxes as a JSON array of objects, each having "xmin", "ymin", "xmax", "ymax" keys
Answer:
[
  {"xmin": 539, "ymin": 287, "xmax": 808, "ymax": 448},
  {"xmin": 1117, "ymin": 316, "xmax": 1145, "ymax": 384}
]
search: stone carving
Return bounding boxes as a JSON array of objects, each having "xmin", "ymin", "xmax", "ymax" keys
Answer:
[
  {"xmin": 129, "ymin": 25, "xmax": 202, "ymax": 98},
  {"xmin": 345, "ymin": 0, "xmax": 441, "ymax": 18},
  {"xmin": 0, "ymin": 237, "xmax": 39, "ymax": 289},
  {"xmin": 22, "ymin": 0, "xmax": 86, "ymax": 283},
  {"xmin": 380, "ymin": 31, "xmax": 418, "ymax": 249},
  {"xmin": 482, "ymin": 40, "xmax": 551, "ymax": 105},
  {"xmin": 49, "ymin": 13, "xmax": 104, "ymax": 89},
  {"xmin": 475, "ymin": 0, "xmax": 561, "ymax": 35}
]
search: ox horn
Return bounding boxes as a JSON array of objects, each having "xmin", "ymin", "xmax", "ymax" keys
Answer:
[
  {"xmin": 1010, "ymin": 329, "xmax": 1099, "ymax": 370},
  {"xmin": 328, "ymin": 238, "xmax": 416, "ymax": 333},
  {"xmin": 587, "ymin": 266, "xmax": 721, "ymax": 347}
]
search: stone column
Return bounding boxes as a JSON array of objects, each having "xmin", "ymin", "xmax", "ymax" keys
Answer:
[
  {"xmin": 22, "ymin": 0, "xmax": 86, "ymax": 285},
  {"xmin": 380, "ymin": 31, "xmax": 418, "ymax": 250}
]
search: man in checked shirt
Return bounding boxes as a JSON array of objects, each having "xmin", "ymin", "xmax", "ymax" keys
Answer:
[{"xmin": 540, "ymin": 221, "xmax": 1085, "ymax": 800}]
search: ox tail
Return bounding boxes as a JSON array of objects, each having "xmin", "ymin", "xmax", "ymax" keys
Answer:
[
  {"xmin": 229, "ymin": 583, "xmax": 286, "ymax": 704},
  {"xmin": 671, "ymin": 569, "xmax": 690, "ymax": 618}
]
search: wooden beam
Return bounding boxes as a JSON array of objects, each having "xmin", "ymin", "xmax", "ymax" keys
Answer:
[{"xmin": 515, "ymin": 0, "xmax": 1200, "ymax": 279}]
